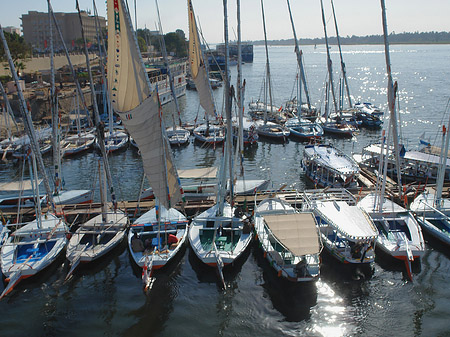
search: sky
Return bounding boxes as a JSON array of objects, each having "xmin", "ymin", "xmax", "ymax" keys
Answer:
[{"xmin": 1, "ymin": 0, "xmax": 449, "ymax": 44}]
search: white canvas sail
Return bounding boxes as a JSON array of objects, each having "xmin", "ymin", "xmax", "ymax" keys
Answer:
[
  {"xmin": 188, "ymin": 0, "xmax": 216, "ymax": 118},
  {"xmin": 107, "ymin": 0, "xmax": 182, "ymax": 208}
]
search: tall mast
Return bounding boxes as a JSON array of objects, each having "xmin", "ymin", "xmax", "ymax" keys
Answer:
[
  {"xmin": 260, "ymin": 0, "xmax": 273, "ymax": 124},
  {"xmin": 237, "ymin": 0, "xmax": 244, "ymax": 157},
  {"xmin": 155, "ymin": 0, "xmax": 183, "ymax": 127},
  {"xmin": 49, "ymin": 2, "xmax": 61, "ymax": 195},
  {"xmin": 320, "ymin": 0, "xmax": 338, "ymax": 114},
  {"xmin": 76, "ymin": 0, "xmax": 118, "ymax": 209},
  {"xmin": 330, "ymin": 0, "xmax": 352, "ymax": 108},
  {"xmin": 286, "ymin": 0, "xmax": 311, "ymax": 111},
  {"xmin": 92, "ymin": 0, "xmax": 113, "ymax": 137},
  {"xmin": 0, "ymin": 26, "xmax": 56, "ymax": 212},
  {"xmin": 381, "ymin": 0, "xmax": 403, "ymax": 198},
  {"xmin": 218, "ymin": 0, "xmax": 233, "ymax": 215}
]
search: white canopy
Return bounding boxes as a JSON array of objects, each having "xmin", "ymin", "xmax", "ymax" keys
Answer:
[{"xmin": 316, "ymin": 201, "xmax": 378, "ymax": 240}]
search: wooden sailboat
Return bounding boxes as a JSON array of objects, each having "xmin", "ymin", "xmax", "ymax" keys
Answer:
[
  {"xmin": 358, "ymin": 0, "xmax": 425, "ymax": 280},
  {"xmin": 330, "ymin": 0, "xmax": 382, "ymax": 129},
  {"xmin": 188, "ymin": 0, "xmax": 225, "ymax": 145},
  {"xmin": 0, "ymin": 23, "xmax": 69, "ymax": 299},
  {"xmin": 47, "ymin": 14, "xmax": 92, "ymax": 206},
  {"xmin": 155, "ymin": 1, "xmax": 190, "ymax": 146},
  {"xmin": 105, "ymin": 0, "xmax": 186, "ymax": 285},
  {"xmin": 285, "ymin": 0, "xmax": 323, "ymax": 140},
  {"xmin": 188, "ymin": 0, "xmax": 253, "ymax": 286},
  {"xmin": 61, "ymin": 91, "xmax": 95, "ymax": 157},
  {"xmin": 317, "ymin": 0, "xmax": 356, "ymax": 138},
  {"xmin": 256, "ymin": 0, "xmax": 290, "ymax": 142},
  {"xmin": 65, "ymin": 1, "xmax": 129, "ymax": 279}
]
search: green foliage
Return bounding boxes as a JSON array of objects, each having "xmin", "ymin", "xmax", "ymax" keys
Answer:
[
  {"xmin": 137, "ymin": 36, "xmax": 146, "ymax": 52},
  {"xmin": 136, "ymin": 28, "xmax": 187, "ymax": 57},
  {"xmin": 0, "ymin": 32, "xmax": 32, "ymax": 62},
  {"xmin": 0, "ymin": 75, "xmax": 12, "ymax": 85}
]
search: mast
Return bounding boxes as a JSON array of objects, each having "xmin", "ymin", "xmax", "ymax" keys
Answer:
[
  {"xmin": 320, "ymin": 0, "xmax": 338, "ymax": 114},
  {"xmin": 92, "ymin": 0, "xmax": 113, "ymax": 137},
  {"xmin": 435, "ymin": 113, "xmax": 450, "ymax": 206},
  {"xmin": 330, "ymin": 0, "xmax": 352, "ymax": 108},
  {"xmin": 236, "ymin": 0, "xmax": 244, "ymax": 170},
  {"xmin": 218, "ymin": 0, "xmax": 233, "ymax": 216},
  {"xmin": 0, "ymin": 26, "xmax": 56, "ymax": 212},
  {"xmin": 49, "ymin": 2, "xmax": 61, "ymax": 196},
  {"xmin": 76, "ymin": 0, "xmax": 118, "ymax": 209},
  {"xmin": 260, "ymin": 0, "xmax": 273, "ymax": 124},
  {"xmin": 286, "ymin": 0, "xmax": 312, "ymax": 111},
  {"xmin": 381, "ymin": 0, "xmax": 403, "ymax": 198},
  {"xmin": 155, "ymin": 0, "xmax": 183, "ymax": 127}
]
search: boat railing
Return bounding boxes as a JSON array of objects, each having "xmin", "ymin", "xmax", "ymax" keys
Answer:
[
  {"xmin": 414, "ymin": 199, "xmax": 450, "ymax": 221},
  {"xmin": 303, "ymin": 188, "xmax": 356, "ymax": 206}
]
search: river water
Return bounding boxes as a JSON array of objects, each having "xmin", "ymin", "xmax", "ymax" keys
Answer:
[{"xmin": 0, "ymin": 44, "xmax": 449, "ymax": 337}]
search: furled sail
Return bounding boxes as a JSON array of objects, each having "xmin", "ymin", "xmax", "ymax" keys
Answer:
[
  {"xmin": 187, "ymin": 0, "xmax": 216, "ymax": 118},
  {"xmin": 107, "ymin": 0, "xmax": 182, "ymax": 208}
]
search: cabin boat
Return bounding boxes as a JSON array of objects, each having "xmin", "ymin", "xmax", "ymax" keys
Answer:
[{"xmin": 302, "ymin": 144, "xmax": 359, "ymax": 188}]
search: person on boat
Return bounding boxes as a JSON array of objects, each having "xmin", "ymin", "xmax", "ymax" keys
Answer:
[
  {"xmin": 167, "ymin": 234, "xmax": 179, "ymax": 249},
  {"xmin": 131, "ymin": 232, "xmax": 145, "ymax": 253}
]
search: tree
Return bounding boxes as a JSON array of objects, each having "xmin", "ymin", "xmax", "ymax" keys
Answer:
[
  {"xmin": 0, "ymin": 32, "xmax": 32, "ymax": 76},
  {"xmin": 138, "ymin": 36, "xmax": 147, "ymax": 52}
]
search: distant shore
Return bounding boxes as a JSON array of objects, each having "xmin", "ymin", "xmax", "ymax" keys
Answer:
[{"xmin": 249, "ymin": 31, "xmax": 450, "ymax": 46}]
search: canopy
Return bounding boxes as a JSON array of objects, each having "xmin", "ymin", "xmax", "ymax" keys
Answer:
[
  {"xmin": 316, "ymin": 201, "xmax": 378, "ymax": 240},
  {"xmin": 178, "ymin": 167, "xmax": 218, "ymax": 179},
  {"xmin": 0, "ymin": 179, "xmax": 42, "ymax": 191},
  {"xmin": 264, "ymin": 213, "xmax": 320, "ymax": 256}
]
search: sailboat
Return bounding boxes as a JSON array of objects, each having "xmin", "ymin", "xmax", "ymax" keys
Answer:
[
  {"xmin": 256, "ymin": 0, "xmax": 290, "ymax": 142},
  {"xmin": 329, "ymin": 0, "xmax": 382, "ymax": 130},
  {"xmin": 0, "ymin": 24, "xmax": 69, "ymax": 299},
  {"xmin": 317, "ymin": 0, "xmax": 356, "ymax": 138},
  {"xmin": 105, "ymin": 0, "xmax": 186, "ymax": 284},
  {"xmin": 47, "ymin": 16, "xmax": 93, "ymax": 206},
  {"xmin": 410, "ymin": 113, "xmax": 450, "ymax": 246},
  {"xmin": 188, "ymin": 0, "xmax": 253, "ymax": 286},
  {"xmin": 284, "ymin": 0, "xmax": 323, "ymax": 141},
  {"xmin": 188, "ymin": 0, "xmax": 225, "ymax": 145},
  {"xmin": 154, "ymin": 2, "xmax": 190, "ymax": 147},
  {"xmin": 358, "ymin": 0, "xmax": 425, "ymax": 280},
  {"xmin": 65, "ymin": 1, "xmax": 129, "ymax": 279}
]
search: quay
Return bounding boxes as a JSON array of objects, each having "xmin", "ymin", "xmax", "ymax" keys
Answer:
[{"xmin": 2, "ymin": 179, "xmax": 448, "ymax": 225}]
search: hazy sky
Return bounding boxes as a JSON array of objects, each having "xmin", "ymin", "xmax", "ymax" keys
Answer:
[{"xmin": 1, "ymin": 0, "xmax": 449, "ymax": 43}]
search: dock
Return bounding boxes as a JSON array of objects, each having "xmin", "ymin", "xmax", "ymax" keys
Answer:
[{"xmin": 2, "ymin": 176, "xmax": 448, "ymax": 226}]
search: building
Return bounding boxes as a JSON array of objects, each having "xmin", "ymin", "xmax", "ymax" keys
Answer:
[
  {"xmin": 21, "ymin": 10, "xmax": 106, "ymax": 52},
  {"xmin": 3, "ymin": 26, "xmax": 21, "ymax": 35}
]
